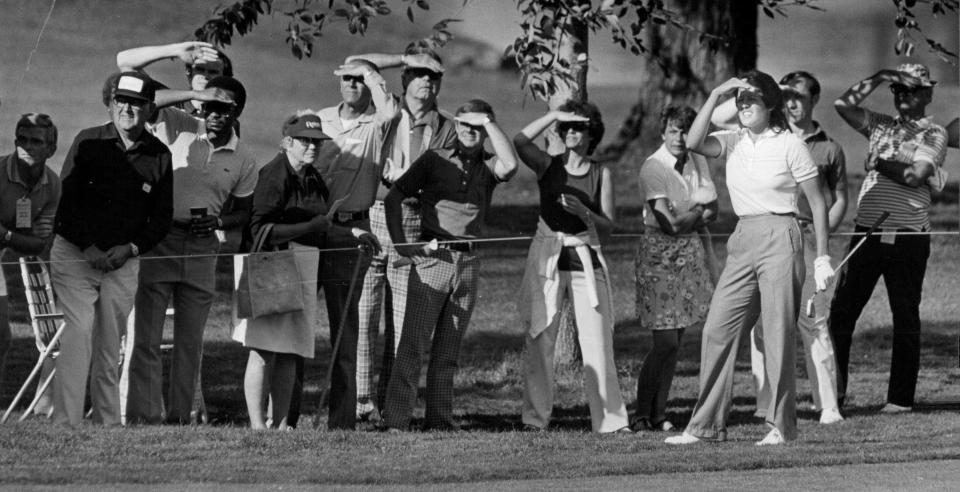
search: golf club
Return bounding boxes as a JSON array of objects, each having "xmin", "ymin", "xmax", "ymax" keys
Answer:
[{"xmin": 806, "ymin": 211, "xmax": 889, "ymax": 318}]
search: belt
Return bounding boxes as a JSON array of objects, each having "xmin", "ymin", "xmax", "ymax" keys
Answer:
[
  {"xmin": 171, "ymin": 220, "xmax": 193, "ymax": 231},
  {"xmin": 332, "ymin": 210, "xmax": 370, "ymax": 224},
  {"xmin": 438, "ymin": 241, "xmax": 474, "ymax": 253}
]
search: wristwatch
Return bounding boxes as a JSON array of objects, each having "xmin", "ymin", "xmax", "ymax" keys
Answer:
[
  {"xmin": 129, "ymin": 242, "xmax": 140, "ymax": 257},
  {"xmin": 216, "ymin": 217, "xmax": 224, "ymax": 230},
  {"xmin": 3, "ymin": 230, "xmax": 11, "ymax": 243}
]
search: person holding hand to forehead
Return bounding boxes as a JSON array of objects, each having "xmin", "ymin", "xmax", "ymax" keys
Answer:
[
  {"xmin": 830, "ymin": 64, "xmax": 947, "ymax": 414},
  {"xmin": 116, "ymin": 41, "xmax": 258, "ymax": 425},
  {"xmin": 379, "ymin": 100, "xmax": 517, "ymax": 432},
  {"xmin": 514, "ymin": 100, "xmax": 630, "ymax": 433},
  {"xmin": 664, "ymin": 70, "xmax": 832, "ymax": 446}
]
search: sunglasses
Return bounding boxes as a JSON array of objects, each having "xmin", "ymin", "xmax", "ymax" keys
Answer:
[
  {"xmin": 735, "ymin": 91, "xmax": 765, "ymax": 107},
  {"xmin": 204, "ymin": 101, "xmax": 237, "ymax": 115},
  {"xmin": 457, "ymin": 121, "xmax": 484, "ymax": 132},
  {"xmin": 15, "ymin": 134, "xmax": 50, "ymax": 147},
  {"xmin": 341, "ymin": 74, "xmax": 365, "ymax": 84},
  {"xmin": 113, "ymin": 95, "xmax": 148, "ymax": 108},
  {"xmin": 558, "ymin": 122, "xmax": 589, "ymax": 134},
  {"xmin": 890, "ymin": 84, "xmax": 924, "ymax": 95},
  {"xmin": 405, "ymin": 67, "xmax": 442, "ymax": 81}
]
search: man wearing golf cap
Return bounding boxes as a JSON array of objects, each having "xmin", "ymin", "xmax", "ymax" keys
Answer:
[
  {"xmin": 283, "ymin": 58, "xmax": 398, "ymax": 430},
  {"xmin": 51, "ymin": 71, "xmax": 173, "ymax": 427},
  {"xmin": 831, "ymin": 63, "xmax": 947, "ymax": 414}
]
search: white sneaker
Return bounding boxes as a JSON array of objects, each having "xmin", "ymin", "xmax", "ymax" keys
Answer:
[
  {"xmin": 664, "ymin": 432, "xmax": 701, "ymax": 445},
  {"xmin": 819, "ymin": 408, "xmax": 844, "ymax": 424},
  {"xmin": 755, "ymin": 428, "xmax": 785, "ymax": 446},
  {"xmin": 880, "ymin": 403, "xmax": 912, "ymax": 414}
]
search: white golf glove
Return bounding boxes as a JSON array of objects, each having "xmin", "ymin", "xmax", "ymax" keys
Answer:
[{"xmin": 813, "ymin": 255, "xmax": 834, "ymax": 292}]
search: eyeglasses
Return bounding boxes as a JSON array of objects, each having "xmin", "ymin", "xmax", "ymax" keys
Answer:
[
  {"xmin": 204, "ymin": 101, "xmax": 237, "ymax": 115},
  {"xmin": 735, "ymin": 91, "xmax": 765, "ymax": 107},
  {"xmin": 293, "ymin": 137, "xmax": 324, "ymax": 147},
  {"xmin": 341, "ymin": 75, "xmax": 365, "ymax": 85},
  {"xmin": 113, "ymin": 96, "xmax": 148, "ymax": 109},
  {"xmin": 404, "ymin": 67, "xmax": 441, "ymax": 81},
  {"xmin": 890, "ymin": 84, "xmax": 924, "ymax": 95},
  {"xmin": 558, "ymin": 122, "xmax": 589, "ymax": 134}
]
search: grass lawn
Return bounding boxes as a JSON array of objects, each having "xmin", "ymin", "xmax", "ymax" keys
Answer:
[{"xmin": 1, "ymin": 195, "xmax": 959, "ymax": 485}]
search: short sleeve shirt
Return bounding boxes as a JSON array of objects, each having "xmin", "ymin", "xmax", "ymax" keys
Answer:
[
  {"xmin": 314, "ymin": 103, "xmax": 396, "ymax": 212},
  {"xmin": 855, "ymin": 110, "xmax": 947, "ymax": 231},
  {"xmin": 713, "ymin": 128, "xmax": 818, "ymax": 217},
  {"xmin": 393, "ymin": 148, "xmax": 501, "ymax": 240},
  {"xmin": 639, "ymin": 144, "xmax": 716, "ymax": 229},
  {"xmin": 148, "ymin": 107, "xmax": 258, "ymax": 220},
  {"xmin": 0, "ymin": 153, "xmax": 61, "ymax": 236},
  {"xmin": 795, "ymin": 124, "xmax": 846, "ymax": 223}
]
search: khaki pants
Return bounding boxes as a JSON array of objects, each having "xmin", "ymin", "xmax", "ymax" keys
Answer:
[
  {"xmin": 751, "ymin": 223, "xmax": 839, "ymax": 414},
  {"xmin": 684, "ymin": 215, "xmax": 803, "ymax": 441},
  {"xmin": 51, "ymin": 236, "xmax": 139, "ymax": 427}
]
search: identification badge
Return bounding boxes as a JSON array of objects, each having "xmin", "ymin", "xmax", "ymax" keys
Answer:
[
  {"xmin": 15, "ymin": 198, "xmax": 32, "ymax": 228},
  {"xmin": 880, "ymin": 227, "xmax": 896, "ymax": 245},
  {"xmin": 142, "ymin": 182, "xmax": 152, "ymax": 193}
]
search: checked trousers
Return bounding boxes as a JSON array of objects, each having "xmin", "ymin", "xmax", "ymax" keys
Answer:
[
  {"xmin": 381, "ymin": 248, "xmax": 479, "ymax": 430},
  {"xmin": 355, "ymin": 201, "xmax": 420, "ymax": 413}
]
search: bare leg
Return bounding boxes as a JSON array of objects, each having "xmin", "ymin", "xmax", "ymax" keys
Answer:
[{"xmin": 244, "ymin": 349, "xmax": 273, "ymax": 430}]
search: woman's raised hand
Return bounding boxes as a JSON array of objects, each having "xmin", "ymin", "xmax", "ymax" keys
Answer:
[
  {"xmin": 553, "ymin": 111, "xmax": 590, "ymax": 123},
  {"xmin": 713, "ymin": 77, "xmax": 752, "ymax": 97}
]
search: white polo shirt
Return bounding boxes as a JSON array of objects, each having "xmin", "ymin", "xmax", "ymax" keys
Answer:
[
  {"xmin": 148, "ymin": 108, "xmax": 258, "ymax": 220},
  {"xmin": 639, "ymin": 144, "xmax": 716, "ymax": 229},
  {"xmin": 713, "ymin": 128, "xmax": 817, "ymax": 217}
]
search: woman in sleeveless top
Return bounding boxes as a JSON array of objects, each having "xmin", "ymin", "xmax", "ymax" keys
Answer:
[{"xmin": 514, "ymin": 100, "xmax": 630, "ymax": 433}]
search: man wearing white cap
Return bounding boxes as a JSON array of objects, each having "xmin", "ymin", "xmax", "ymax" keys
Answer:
[
  {"xmin": 831, "ymin": 63, "xmax": 947, "ymax": 414},
  {"xmin": 51, "ymin": 71, "xmax": 173, "ymax": 427}
]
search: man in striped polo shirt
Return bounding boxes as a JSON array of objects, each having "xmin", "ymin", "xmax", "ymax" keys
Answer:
[{"xmin": 830, "ymin": 63, "xmax": 947, "ymax": 414}]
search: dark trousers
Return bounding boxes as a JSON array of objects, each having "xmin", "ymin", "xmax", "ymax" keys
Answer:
[
  {"xmin": 287, "ymin": 221, "xmax": 370, "ymax": 430},
  {"xmin": 828, "ymin": 226, "xmax": 929, "ymax": 408}
]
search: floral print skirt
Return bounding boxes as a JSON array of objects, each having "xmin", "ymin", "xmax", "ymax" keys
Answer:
[{"xmin": 635, "ymin": 230, "xmax": 714, "ymax": 331}]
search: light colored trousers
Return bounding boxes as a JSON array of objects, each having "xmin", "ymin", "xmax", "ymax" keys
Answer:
[
  {"xmin": 51, "ymin": 236, "xmax": 139, "ymax": 427},
  {"xmin": 684, "ymin": 215, "xmax": 802, "ymax": 441},
  {"xmin": 522, "ymin": 269, "xmax": 630, "ymax": 433},
  {"xmin": 751, "ymin": 224, "xmax": 839, "ymax": 414}
]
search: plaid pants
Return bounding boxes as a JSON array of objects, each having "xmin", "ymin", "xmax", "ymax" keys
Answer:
[
  {"xmin": 356, "ymin": 201, "xmax": 420, "ymax": 413},
  {"xmin": 381, "ymin": 248, "xmax": 479, "ymax": 430}
]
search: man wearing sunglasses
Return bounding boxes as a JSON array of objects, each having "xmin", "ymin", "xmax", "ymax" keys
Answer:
[
  {"xmin": 52, "ymin": 71, "xmax": 173, "ymax": 427},
  {"xmin": 285, "ymin": 58, "xmax": 399, "ymax": 430},
  {"xmin": 831, "ymin": 63, "xmax": 947, "ymax": 414},
  {"xmin": 116, "ymin": 44, "xmax": 258, "ymax": 425},
  {"xmin": 343, "ymin": 43, "xmax": 458, "ymax": 425}
]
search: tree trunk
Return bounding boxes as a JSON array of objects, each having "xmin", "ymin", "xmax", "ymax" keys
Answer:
[{"xmin": 605, "ymin": 0, "xmax": 758, "ymax": 162}]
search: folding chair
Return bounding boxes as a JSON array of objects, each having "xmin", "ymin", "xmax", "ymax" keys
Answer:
[{"xmin": 1, "ymin": 256, "xmax": 63, "ymax": 423}]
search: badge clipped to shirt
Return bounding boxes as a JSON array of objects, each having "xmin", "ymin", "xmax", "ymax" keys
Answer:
[
  {"xmin": 15, "ymin": 198, "xmax": 32, "ymax": 228},
  {"xmin": 142, "ymin": 182, "xmax": 152, "ymax": 194},
  {"xmin": 880, "ymin": 227, "xmax": 897, "ymax": 245}
]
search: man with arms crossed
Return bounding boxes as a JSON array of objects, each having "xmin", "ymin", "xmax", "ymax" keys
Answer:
[
  {"xmin": 830, "ymin": 63, "xmax": 946, "ymax": 413},
  {"xmin": 116, "ymin": 42, "xmax": 258, "ymax": 424}
]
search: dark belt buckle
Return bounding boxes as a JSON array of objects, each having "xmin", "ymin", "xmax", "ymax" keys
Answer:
[{"xmin": 336, "ymin": 212, "xmax": 354, "ymax": 223}]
